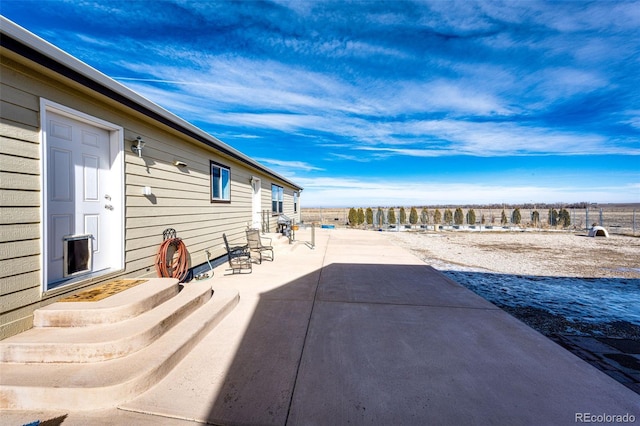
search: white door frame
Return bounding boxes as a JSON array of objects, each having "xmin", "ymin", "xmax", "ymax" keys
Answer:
[
  {"xmin": 40, "ymin": 99, "xmax": 125, "ymax": 292},
  {"xmin": 251, "ymin": 176, "xmax": 262, "ymax": 230}
]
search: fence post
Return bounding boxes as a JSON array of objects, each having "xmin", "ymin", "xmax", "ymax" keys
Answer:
[
  {"xmin": 586, "ymin": 208, "xmax": 589, "ymax": 231},
  {"xmin": 599, "ymin": 208, "xmax": 603, "ymax": 227}
]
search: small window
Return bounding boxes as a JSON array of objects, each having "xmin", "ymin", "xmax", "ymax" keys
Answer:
[
  {"xmin": 211, "ymin": 161, "xmax": 231, "ymax": 202},
  {"xmin": 294, "ymin": 191, "xmax": 298, "ymax": 213},
  {"xmin": 272, "ymin": 184, "xmax": 283, "ymax": 214}
]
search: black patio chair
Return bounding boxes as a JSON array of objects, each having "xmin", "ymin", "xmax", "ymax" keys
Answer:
[{"xmin": 222, "ymin": 233, "xmax": 252, "ymax": 274}]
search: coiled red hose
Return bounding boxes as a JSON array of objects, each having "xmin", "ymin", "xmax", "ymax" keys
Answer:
[{"xmin": 155, "ymin": 238, "xmax": 189, "ymax": 282}]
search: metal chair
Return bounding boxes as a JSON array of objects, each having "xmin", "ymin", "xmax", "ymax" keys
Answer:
[
  {"xmin": 222, "ymin": 233, "xmax": 252, "ymax": 274},
  {"xmin": 245, "ymin": 228, "xmax": 274, "ymax": 264}
]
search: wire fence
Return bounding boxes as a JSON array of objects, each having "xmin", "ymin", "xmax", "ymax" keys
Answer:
[
  {"xmin": 301, "ymin": 207, "xmax": 638, "ymax": 236},
  {"xmin": 460, "ymin": 207, "xmax": 637, "ymax": 235}
]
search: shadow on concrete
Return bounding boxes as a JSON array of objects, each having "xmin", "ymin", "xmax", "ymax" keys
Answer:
[
  {"xmin": 440, "ymin": 270, "xmax": 640, "ymax": 396},
  {"xmin": 205, "ymin": 263, "xmax": 640, "ymax": 425},
  {"xmin": 202, "ymin": 261, "xmax": 322, "ymax": 425},
  {"xmin": 440, "ymin": 270, "xmax": 640, "ymax": 337},
  {"xmin": 204, "ymin": 262, "xmax": 496, "ymax": 425}
]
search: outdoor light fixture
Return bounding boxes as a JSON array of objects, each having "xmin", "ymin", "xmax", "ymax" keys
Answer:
[
  {"xmin": 131, "ymin": 136, "xmax": 145, "ymax": 157},
  {"xmin": 173, "ymin": 160, "xmax": 188, "ymax": 167}
]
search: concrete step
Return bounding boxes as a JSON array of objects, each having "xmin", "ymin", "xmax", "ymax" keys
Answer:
[
  {"xmin": 33, "ymin": 278, "xmax": 179, "ymax": 327},
  {"xmin": 0, "ymin": 279, "xmax": 212, "ymax": 363},
  {"xmin": 0, "ymin": 285, "xmax": 240, "ymax": 411}
]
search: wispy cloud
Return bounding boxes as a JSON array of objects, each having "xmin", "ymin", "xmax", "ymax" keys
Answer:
[
  {"xmin": 111, "ymin": 49, "xmax": 638, "ymax": 158},
  {"xmin": 3, "ymin": 0, "xmax": 639, "ymax": 204},
  {"xmin": 255, "ymin": 158, "xmax": 324, "ymax": 173}
]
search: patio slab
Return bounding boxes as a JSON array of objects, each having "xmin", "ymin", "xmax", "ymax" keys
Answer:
[
  {"xmin": 2, "ymin": 228, "xmax": 638, "ymax": 425},
  {"xmin": 289, "ymin": 299, "xmax": 637, "ymax": 425},
  {"xmin": 316, "ymin": 262, "xmax": 498, "ymax": 308}
]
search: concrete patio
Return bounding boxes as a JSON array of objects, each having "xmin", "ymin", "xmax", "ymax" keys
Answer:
[{"xmin": 3, "ymin": 228, "xmax": 638, "ymax": 425}]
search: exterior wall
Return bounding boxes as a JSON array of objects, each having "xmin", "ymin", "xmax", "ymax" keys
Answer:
[
  {"xmin": 0, "ymin": 62, "xmax": 42, "ymax": 339},
  {"xmin": 0, "ymin": 53, "xmax": 301, "ymax": 339},
  {"xmin": 282, "ymin": 188, "xmax": 301, "ymax": 224},
  {"xmin": 261, "ymin": 184, "xmax": 301, "ymax": 233}
]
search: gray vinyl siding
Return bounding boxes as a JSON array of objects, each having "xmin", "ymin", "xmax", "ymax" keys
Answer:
[
  {"xmin": 0, "ymin": 52, "xmax": 300, "ymax": 339},
  {"xmin": 123, "ymin": 131, "xmax": 257, "ymax": 274},
  {"xmin": 282, "ymin": 188, "xmax": 300, "ymax": 224},
  {"xmin": 0, "ymin": 62, "xmax": 42, "ymax": 338}
]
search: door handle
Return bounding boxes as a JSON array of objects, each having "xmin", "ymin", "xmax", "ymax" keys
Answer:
[{"xmin": 104, "ymin": 204, "xmax": 114, "ymax": 211}]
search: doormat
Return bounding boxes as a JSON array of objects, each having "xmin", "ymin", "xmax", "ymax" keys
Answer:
[{"xmin": 59, "ymin": 279, "xmax": 148, "ymax": 302}]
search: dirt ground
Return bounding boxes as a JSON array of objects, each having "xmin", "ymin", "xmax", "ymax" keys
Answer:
[
  {"xmin": 386, "ymin": 230, "xmax": 640, "ymax": 279},
  {"xmin": 386, "ymin": 229, "xmax": 640, "ymax": 344}
]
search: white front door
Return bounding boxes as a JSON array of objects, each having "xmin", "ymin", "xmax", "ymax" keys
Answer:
[
  {"xmin": 45, "ymin": 111, "xmax": 120, "ymax": 287},
  {"xmin": 251, "ymin": 177, "xmax": 262, "ymax": 230}
]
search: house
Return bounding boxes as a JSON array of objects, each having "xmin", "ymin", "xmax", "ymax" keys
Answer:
[{"xmin": 0, "ymin": 17, "xmax": 303, "ymax": 339}]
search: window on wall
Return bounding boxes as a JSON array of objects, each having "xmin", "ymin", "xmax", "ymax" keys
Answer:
[
  {"xmin": 211, "ymin": 161, "xmax": 230, "ymax": 202},
  {"xmin": 294, "ymin": 191, "xmax": 298, "ymax": 213},
  {"xmin": 272, "ymin": 184, "xmax": 283, "ymax": 214}
]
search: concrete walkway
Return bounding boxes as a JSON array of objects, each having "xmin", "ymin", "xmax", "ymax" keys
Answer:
[{"xmin": 4, "ymin": 228, "xmax": 639, "ymax": 425}]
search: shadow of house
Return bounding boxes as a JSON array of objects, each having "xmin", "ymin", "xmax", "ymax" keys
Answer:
[
  {"xmin": 439, "ymin": 269, "xmax": 640, "ymax": 396},
  {"xmin": 203, "ymin": 263, "xmax": 639, "ymax": 425},
  {"xmin": 440, "ymin": 270, "xmax": 640, "ymax": 335}
]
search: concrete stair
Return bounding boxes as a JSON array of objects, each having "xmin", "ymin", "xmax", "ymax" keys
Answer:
[
  {"xmin": 32, "ymin": 278, "xmax": 179, "ymax": 327},
  {"xmin": 0, "ymin": 278, "xmax": 239, "ymax": 410}
]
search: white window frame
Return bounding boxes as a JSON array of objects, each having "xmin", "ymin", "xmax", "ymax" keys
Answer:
[
  {"xmin": 272, "ymin": 184, "xmax": 283, "ymax": 214},
  {"xmin": 211, "ymin": 161, "xmax": 231, "ymax": 202}
]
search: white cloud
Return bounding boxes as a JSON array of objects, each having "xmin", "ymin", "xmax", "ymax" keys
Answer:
[
  {"xmin": 56, "ymin": 0, "xmax": 637, "ymax": 182},
  {"xmin": 225, "ymin": 133, "xmax": 261, "ymax": 139},
  {"xmin": 533, "ymin": 67, "xmax": 608, "ymax": 100},
  {"xmin": 254, "ymin": 158, "xmax": 324, "ymax": 172},
  {"xmin": 122, "ymin": 75, "xmax": 640, "ymax": 158},
  {"xmin": 353, "ymin": 119, "xmax": 626, "ymax": 157},
  {"xmin": 5, "ymin": 0, "xmax": 638, "ymax": 212},
  {"xmin": 620, "ymin": 110, "xmax": 640, "ymax": 130}
]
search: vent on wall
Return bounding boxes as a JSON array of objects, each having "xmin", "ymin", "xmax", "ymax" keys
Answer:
[{"xmin": 63, "ymin": 234, "xmax": 93, "ymax": 277}]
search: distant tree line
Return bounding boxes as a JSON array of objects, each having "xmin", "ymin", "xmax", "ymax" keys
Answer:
[
  {"xmin": 346, "ymin": 205, "xmax": 574, "ymax": 228},
  {"xmin": 414, "ymin": 202, "xmax": 598, "ymax": 210}
]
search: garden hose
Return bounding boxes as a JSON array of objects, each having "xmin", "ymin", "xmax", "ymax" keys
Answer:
[{"xmin": 155, "ymin": 238, "xmax": 189, "ymax": 282}]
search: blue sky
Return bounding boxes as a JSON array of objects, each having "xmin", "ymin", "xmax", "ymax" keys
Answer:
[{"xmin": 3, "ymin": 0, "xmax": 639, "ymax": 207}]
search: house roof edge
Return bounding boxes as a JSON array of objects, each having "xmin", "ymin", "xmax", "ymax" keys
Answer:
[{"xmin": 0, "ymin": 16, "xmax": 303, "ymax": 191}]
